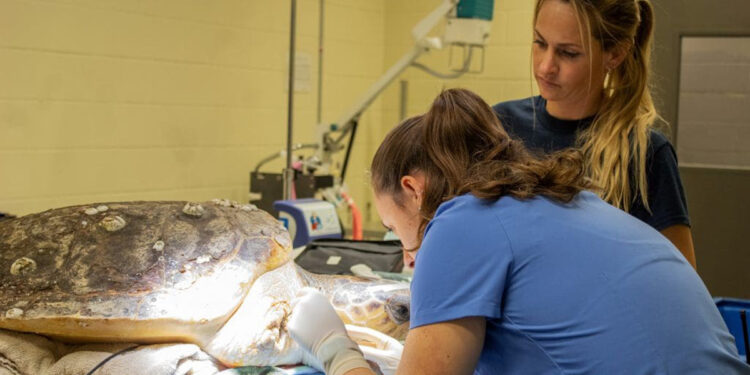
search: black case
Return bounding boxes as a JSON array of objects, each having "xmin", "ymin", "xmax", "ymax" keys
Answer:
[{"xmin": 295, "ymin": 239, "xmax": 403, "ymax": 275}]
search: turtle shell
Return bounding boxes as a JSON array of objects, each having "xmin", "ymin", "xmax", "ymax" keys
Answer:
[{"xmin": 0, "ymin": 200, "xmax": 291, "ymax": 344}]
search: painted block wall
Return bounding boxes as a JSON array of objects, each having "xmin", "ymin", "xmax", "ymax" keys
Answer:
[
  {"xmin": 0, "ymin": 0, "xmax": 535, "ymax": 234},
  {"xmin": 0, "ymin": 0, "xmax": 386, "ymax": 218}
]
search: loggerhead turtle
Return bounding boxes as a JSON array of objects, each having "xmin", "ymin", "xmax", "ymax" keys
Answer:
[{"xmin": 0, "ymin": 200, "xmax": 410, "ymax": 367}]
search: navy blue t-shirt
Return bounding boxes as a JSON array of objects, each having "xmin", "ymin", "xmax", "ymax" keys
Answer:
[
  {"xmin": 411, "ymin": 192, "xmax": 748, "ymax": 374},
  {"xmin": 492, "ymin": 96, "xmax": 690, "ymax": 231}
]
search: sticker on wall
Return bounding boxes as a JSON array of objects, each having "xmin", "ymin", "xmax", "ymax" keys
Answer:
[{"xmin": 284, "ymin": 51, "xmax": 312, "ymax": 93}]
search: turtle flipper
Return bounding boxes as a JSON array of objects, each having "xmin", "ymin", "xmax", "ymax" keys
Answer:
[{"xmin": 205, "ymin": 262, "xmax": 306, "ymax": 367}]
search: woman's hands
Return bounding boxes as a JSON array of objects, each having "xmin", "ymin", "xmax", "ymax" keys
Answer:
[
  {"xmin": 289, "ymin": 287, "xmax": 486, "ymax": 375},
  {"xmin": 288, "ymin": 288, "xmax": 374, "ymax": 375}
]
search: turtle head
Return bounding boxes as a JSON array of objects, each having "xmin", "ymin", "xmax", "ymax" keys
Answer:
[{"xmin": 328, "ymin": 278, "xmax": 410, "ymax": 340}]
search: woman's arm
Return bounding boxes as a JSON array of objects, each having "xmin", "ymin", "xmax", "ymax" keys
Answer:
[
  {"xmin": 342, "ymin": 369, "xmax": 376, "ymax": 375},
  {"xmin": 396, "ymin": 317, "xmax": 486, "ymax": 375},
  {"xmin": 660, "ymin": 224, "xmax": 696, "ymax": 269},
  {"xmin": 341, "ymin": 317, "xmax": 487, "ymax": 375}
]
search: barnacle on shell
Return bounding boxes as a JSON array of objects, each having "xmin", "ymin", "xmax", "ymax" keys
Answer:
[
  {"xmin": 10, "ymin": 257, "xmax": 37, "ymax": 276},
  {"xmin": 84, "ymin": 205, "xmax": 109, "ymax": 215},
  {"xmin": 241, "ymin": 204, "xmax": 258, "ymax": 212},
  {"xmin": 153, "ymin": 240, "xmax": 165, "ymax": 252},
  {"xmin": 5, "ymin": 308, "xmax": 23, "ymax": 318},
  {"xmin": 211, "ymin": 198, "xmax": 234, "ymax": 207},
  {"xmin": 182, "ymin": 202, "xmax": 205, "ymax": 217},
  {"xmin": 100, "ymin": 216, "xmax": 127, "ymax": 232}
]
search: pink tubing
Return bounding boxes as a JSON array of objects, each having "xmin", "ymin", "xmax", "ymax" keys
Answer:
[{"xmin": 341, "ymin": 191, "xmax": 363, "ymax": 240}]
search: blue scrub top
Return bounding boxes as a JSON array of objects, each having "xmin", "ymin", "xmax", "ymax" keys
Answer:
[{"xmin": 410, "ymin": 191, "xmax": 748, "ymax": 374}]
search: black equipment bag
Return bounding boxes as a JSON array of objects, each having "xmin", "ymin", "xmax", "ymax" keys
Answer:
[{"xmin": 295, "ymin": 239, "xmax": 403, "ymax": 275}]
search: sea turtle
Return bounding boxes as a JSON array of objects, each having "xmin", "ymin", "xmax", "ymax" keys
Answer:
[{"xmin": 0, "ymin": 200, "xmax": 410, "ymax": 367}]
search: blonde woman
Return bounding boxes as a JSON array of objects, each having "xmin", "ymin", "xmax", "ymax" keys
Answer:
[{"xmin": 493, "ymin": 0, "xmax": 696, "ymax": 267}]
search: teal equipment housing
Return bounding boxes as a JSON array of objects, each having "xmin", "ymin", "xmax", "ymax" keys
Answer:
[{"xmin": 456, "ymin": 0, "xmax": 494, "ymax": 20}]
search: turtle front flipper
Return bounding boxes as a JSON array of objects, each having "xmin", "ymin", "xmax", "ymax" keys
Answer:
[{"xmin": 205, "ymin": 261, "xmax": 308, "ymax": 367}]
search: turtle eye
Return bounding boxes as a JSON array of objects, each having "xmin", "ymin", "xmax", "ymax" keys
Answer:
[{"xmin": 385, "ymin": 294, "xmax": 410, "ymax": 325}]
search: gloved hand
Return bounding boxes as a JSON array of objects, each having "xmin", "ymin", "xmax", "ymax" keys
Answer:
[
  {"xmin": 288, "ymin": 287, "xmax": 373, "ymax": 375},
  {"xmin": 345, "ymin": 325, "xmax": 403, "ymax": 375}
]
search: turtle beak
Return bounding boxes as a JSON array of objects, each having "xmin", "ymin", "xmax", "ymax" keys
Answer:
[{"xmin": 385, "ymin": 293, "xmax": 410, "ymax": 326}]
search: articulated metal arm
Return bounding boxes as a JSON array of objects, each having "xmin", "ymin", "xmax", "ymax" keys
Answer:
[{"xmin": 313, "ymin": 0, "xmax": 461, "ymax": 172}]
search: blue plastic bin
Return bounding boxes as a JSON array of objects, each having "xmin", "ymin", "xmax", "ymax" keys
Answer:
[{"xmin": 715, "ymin": 297, "xmax": 750, "ymax": 360}]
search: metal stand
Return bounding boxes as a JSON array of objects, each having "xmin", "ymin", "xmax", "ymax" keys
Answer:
[{"xmin": 284, "ymin": 0, "xmax": 297, "ymax": 201}]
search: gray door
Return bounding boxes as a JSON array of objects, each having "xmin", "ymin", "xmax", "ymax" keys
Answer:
[{"xmin": 653, "ymin": 0, "xmax": 750, "ymax": 298}]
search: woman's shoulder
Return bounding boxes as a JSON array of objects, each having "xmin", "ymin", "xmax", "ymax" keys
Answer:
[
  {"xmin": 433, "ymin": 194, "xmax": 488, "ymax": 219},
  {"xmin": 648, "ymin": 128, "xmax": 672, "ymax": 150},
  {"xmin": 432, "ymin": 193, "xmax": 546, "ymax": 226},
  {"xmin": 429, "ymin": 195, "xmax": 507, "ymax": 233},
  {"xmin": 492, "ymin": 96, "xmax": 541, "ymax": 136},
  {"xmin": 646, "ymin": 128, "xmax": 678, "ymax": 161},
  {"xmin": 492, "ymin": 96, "xmax": 538, "ymax": 117}
]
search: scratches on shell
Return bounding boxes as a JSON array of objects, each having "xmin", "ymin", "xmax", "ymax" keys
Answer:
[
  {"xmin": 5, "ymin": 226, "xmax": 28, "ymax": 246},
  {"xmin": 69, "ymin": 262, "xmax": 93, "ymax": 295}
]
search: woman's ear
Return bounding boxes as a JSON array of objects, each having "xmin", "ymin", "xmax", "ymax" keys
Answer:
[
  {"xmin": 400, "ymin": 173, "xmax": 426, "ymax": 208},
  {"xmin": 604, "ymin": 42, "xmax": 630, "ymax": 71}
]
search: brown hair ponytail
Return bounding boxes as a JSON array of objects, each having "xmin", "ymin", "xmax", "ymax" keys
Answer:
[{"xmin": 371, "ymin": 88, "xmax": 592, "ymax": 242}]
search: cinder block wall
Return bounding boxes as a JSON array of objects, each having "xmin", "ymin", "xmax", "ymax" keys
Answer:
[
  {"xmin": 0, "ymin": 0, "xmax": 534, "ymax": 233},
  {"xmin": 0, "ymin": 0, "xmax": 386, "ymax": 217}
]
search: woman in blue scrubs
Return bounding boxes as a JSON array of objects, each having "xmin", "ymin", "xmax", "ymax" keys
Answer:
[{"xmin": 287, "ymin": 88, "xmax": 748, "ymax": 375}]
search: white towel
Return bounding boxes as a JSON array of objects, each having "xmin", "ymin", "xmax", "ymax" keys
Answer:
[{"xmin": 0, "ymin": 329, "xmax": 224, "ymax": 375}]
